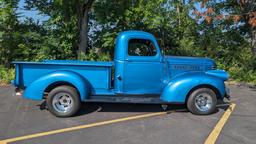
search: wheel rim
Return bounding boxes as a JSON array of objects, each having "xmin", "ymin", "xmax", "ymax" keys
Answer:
[
  {"xmin": 195, "ymin": 93, "xmax": 213, "ymax": 112},
  {"xmin": 52, "ymin": 92, "xmax": 74, "ymax": 114}
]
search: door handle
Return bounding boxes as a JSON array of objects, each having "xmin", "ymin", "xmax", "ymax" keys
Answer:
[
  {"xmin": 117, "ymin": 75, "xmax": 122, "ymax": 81},
  {"xmin": 125, "ymin": 59, "xmax": 131, "ymax": 62}
]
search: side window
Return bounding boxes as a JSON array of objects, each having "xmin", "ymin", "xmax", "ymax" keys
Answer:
[{"xmin": 128, "ymin": 39, "xmax": 157, "ymax": 56}]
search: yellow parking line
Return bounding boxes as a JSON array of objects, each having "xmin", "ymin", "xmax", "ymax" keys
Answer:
[
  {"xmin": 204, "ymin": 103, "xmax": 236, "ymax": 144},
  {"xmin": 0, "ymin": 111, "xmax": 169, "ymax": 144}
]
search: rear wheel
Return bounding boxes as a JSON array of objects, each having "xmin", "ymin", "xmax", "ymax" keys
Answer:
[
  {"xmin": 187, "ymin": 88, "xmax": 217, "ymax": 115},
  {"xmin": 46, "ymin": 86, "xmax": 81, "ymax": 117}
]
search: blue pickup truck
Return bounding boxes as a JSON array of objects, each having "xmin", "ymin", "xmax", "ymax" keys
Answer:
[{"xmin": 12, "ymin": 31, "xmax": 229, "ymax": 117}]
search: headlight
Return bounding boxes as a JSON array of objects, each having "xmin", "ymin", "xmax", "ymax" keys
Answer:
[{"xmin": 212, "ymin": 63, "xmax": 217, "ymax": 70}]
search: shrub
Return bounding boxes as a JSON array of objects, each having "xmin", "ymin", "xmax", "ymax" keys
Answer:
[
  {"xmin": 0, "ymin": 66, "xmax": 15, "ymax": 86},
  {"xmin": 78, "ymin": 49, "xmax": 111, "ymax": 61}
]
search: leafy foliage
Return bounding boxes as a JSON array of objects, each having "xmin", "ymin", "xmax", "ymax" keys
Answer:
[
  {"xmin": 0, "ymin": 0, "xmax": 256, "ymax": 85},
  {"xmin": 0, "ymin": 0, "xmax": 20, "ymax": 67},
  {"xmin": 0, "ymin": 65, "xmax": 14, "ymax": 85}
]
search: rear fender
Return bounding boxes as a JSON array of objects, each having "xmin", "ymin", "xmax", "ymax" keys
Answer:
[
  {"xmin": 161, "ymin": 70, "xmax": 228, "ymax": 103},
  {"xmin": 23, "ymin": 70, "xmax": 90, "ymax": 101}
]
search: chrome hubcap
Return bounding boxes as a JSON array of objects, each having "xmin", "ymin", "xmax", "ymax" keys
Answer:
[
  {"xmin": 195, "ymin": 93, "xmax": 213, "ymax": 112},
  {"xmin": 52, "ymin": 93, "xmax": 73, "ymax": 113}
]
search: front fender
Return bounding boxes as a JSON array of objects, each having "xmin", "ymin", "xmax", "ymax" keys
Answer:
[
  {"xmin": 161, "ymin": 70, "xmax": 228, "ymax": 103},
  {"xmin": 24, "ymin": 70, "xmax": 90, "ymax": 101}
]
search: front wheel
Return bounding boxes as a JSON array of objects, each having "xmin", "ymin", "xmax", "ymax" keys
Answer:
[
  {"xmin": 187, "ymin": 88, "xmax": 217, "ymax": 115},
  {"xmin": 46, "ymin": 86, "xmax": 81, "ymax": 117}
]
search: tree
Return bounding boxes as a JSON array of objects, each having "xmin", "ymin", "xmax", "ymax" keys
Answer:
[
  {"xmin": 0, "ymin": 0, "xmax": 20, "ymax": 67},
  {"xmin": 92, "ymin": 0, "xmax": 198, "ymax": 57},
  {"xmin": 193, "ymin": 0, "xmax": 256, "ymax": 56},
  {"xmin": 190, "ymin": 0, "xmax": 256, "ymax": 83},
  {"xmin": 77, "ymin": 0, "xmax": 94, "ymax": 54},
  {"xmin": 24, "ymin": 0, "xmax": 95, "ymax": 56}
]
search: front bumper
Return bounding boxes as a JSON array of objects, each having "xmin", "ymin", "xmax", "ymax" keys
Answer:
[{"xmin": 224, "ymin": 87, "xmax": 230, "ymax": 100}]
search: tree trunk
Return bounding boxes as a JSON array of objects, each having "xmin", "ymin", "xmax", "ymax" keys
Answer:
[{"xmin": 77, "ymin": 0, "xmax": 94, "ymax": 54}]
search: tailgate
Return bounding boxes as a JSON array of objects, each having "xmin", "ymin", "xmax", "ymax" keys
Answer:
[{"xmin": 11, "ymin": 63, "xmax": 21, "ymax": 88}]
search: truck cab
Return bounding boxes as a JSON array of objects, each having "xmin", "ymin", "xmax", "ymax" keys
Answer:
[
  {"xmin": 114, "ymin": 31, "xmax": 165, "ymax": 94},
  {"xmin": 12, "ymin": 30, "xmax": 229, "ymax": 117}
]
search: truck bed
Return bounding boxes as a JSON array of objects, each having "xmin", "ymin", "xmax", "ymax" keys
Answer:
[{"xmin": 12, "ymin": 60, "xmax": 114, "ymax": 93}]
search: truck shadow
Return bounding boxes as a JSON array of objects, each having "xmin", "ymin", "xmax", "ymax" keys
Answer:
[
  {"xmin": 39, "ymin": 100, "xmax": 230, "ymax": 117},
  {"xmin": 77, "ymin": 100, "xmax": 231, "ymax": 116}
]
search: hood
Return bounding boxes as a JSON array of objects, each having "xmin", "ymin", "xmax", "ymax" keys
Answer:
[
  {"xmin": 164, "ymin": 56, "xmax": 216, "ymax": 76},
  {"xmin": 165, "ymin": 56, "xmax": 215, "ymax": 66}
]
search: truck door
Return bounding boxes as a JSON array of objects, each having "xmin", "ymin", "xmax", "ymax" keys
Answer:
[{"xmin": 123, "ymin": 38, "xmax": 164, "ymax": 94}]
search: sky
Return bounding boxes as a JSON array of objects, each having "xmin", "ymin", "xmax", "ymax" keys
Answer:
[{"xmin": 17, "ymin": 0, "xmax": 49, "ymax": 22}]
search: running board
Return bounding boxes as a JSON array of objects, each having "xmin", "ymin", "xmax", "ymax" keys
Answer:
[{"xmin": 85, "ymin": 96, "xmax": 168, "ymax": 104}]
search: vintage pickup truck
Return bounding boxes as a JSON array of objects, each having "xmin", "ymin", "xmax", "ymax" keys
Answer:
[{"xmin": 12, "ymin": 31, "xmax": 229, "ymax": 117}]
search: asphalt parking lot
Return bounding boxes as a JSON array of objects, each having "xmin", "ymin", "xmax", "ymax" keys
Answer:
[{"xmin": 0, "ymin": 85, "xmax": 255, "ymax": 144}]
